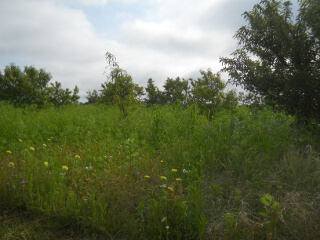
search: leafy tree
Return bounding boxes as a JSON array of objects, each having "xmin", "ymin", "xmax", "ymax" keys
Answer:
[
  {"xmin": 100, "ymin": 52, "xmax": 140, "ymax": 116},
  {"xmin": 190, "ymin": 69, "xmax": 226, "ymax": 116},
  {"xmin": 0, "ymin": 63, "xmax": 80, "ymax": 107},
  {"xmin": 220, "ymin": 0, "xmax": 320, "ymax": 122},
  {"xmin": 46, "ymin": 82, "xmax": 80, "ymax": 107},
  {"xmin": 145, "ymin": 78, "xmax": 162, "ymax": 106},
  {"xmin": 162, "ymin": 77, "xmax": 189, "ymax": 104},
  {"xmin": 0, "ymin": 63, "xmax": 51, "ymax": 106},
  {"xmin": 86, "ymin": 90, "xmax": 100, "ymax": 104}
]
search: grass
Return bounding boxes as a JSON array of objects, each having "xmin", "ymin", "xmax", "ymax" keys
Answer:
[{"xmin": 0, "ymin": 103, "xmax": 319, "ymax": 239}]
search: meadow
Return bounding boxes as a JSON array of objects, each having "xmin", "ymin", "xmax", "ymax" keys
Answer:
[{"xmin": 1, "ymin": 103, "xmax": 320, "ymax": 239}]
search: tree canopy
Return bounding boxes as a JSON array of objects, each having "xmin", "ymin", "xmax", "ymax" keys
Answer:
[
  {"xmin": 220, "ymin": 0, "xmax": 320, "ymax": 122},
  {"xmin": 0, "ymin": 63, "xmax": 79, "ymax": 107}
]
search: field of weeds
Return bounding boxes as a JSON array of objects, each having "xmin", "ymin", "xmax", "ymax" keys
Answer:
[{"xmin": 1, "ymin": 103, "xmax": 319, "ymax": 239}]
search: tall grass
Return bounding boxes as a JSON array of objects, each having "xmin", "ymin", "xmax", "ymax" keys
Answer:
[{"xmin": 0, "ymin": 103, "xmax": 319, "ymax": 239}]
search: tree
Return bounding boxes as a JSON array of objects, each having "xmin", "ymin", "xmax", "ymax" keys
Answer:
[
  {"xmin": 145, "ymin": 78, "xmax": 162, "ymax": 106},
  {"xmin": 46, "ymin": 82, "xmax": 80, "ymax": 107},
  {"xmin": 220, "ymin": 0, "xmax": 320, "ymax": 122},
  {"xmin": 100, "ymin": 52, "xmax": 140, "ymax": 116},
  {"xmin": 162, "ymin": 77, "xmax": 189, "ymax": 104},
  {"xmin": 190, "ymin": 69, "xmax": 226, "ymax": 116},
  {"xmin": 0, "ymin": 63, "xmax": 51, "ymax": 106},
  {"xmin": 0, "ymin": 63, "xmax": 80, "ymax": 107},
  {"xmin": 86, "ymin": 90, "xmax": 100, "ymax": 104}
]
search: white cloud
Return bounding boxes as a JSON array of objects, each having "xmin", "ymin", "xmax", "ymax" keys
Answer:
[{"xmin": 1, "ymin": 0, "xmax": 272, "ymax": 101}]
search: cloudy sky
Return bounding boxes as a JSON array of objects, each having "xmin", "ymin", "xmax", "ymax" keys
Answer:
[{"xmin": 0, "ymin": 0, "xmax": 299, "ymax": 101}]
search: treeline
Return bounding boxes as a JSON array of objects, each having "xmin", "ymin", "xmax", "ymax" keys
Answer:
[
  {"xmin": 86, "ymin": 55, "xmax": 244, "ymax": 117},
  {"xmin": 0, "ymin": 64, "xmax": 79, "ymax": 107}
]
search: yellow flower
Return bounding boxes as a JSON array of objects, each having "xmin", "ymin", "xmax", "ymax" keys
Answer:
[
  {"xmin": 160, "ymin": 176, "xmax": 167, "ymax": 180},
  {"xmin": 75, "ymin": 155, "xmax": 80, "ymax": 159},
  {"xmin": 8, "ymin": 162, "xmax": 14, "ymax": 167},
  {"xmin": 176, "ymin": 178, "xmax": 182, "ymax": 181},
  {"xmin": 6, "ymin": 150, "xmax": 12, "ymax": 154},
  {"xmin": 42, "ymin": 144, "xmax": 47, "ymax": 147},
  {"xmin": 18, "ymin": 139, "xmax": 23, "ymax": 142},
  {"xmin": 29, "ymin": 147, "xmax": 35, "ymax": 151},
  {"xmin": 165, "ymin": 226, "xmax": 170, "ymax": 230},
  {"xmin": 44, "ymin": 162, "xmax": 49, "ymax": 166},
  {"xmin": 167, "ymin": 186, "xmax": 174, "ymax": 192},
  {"xmin": 171, "ymin": 169, "xmax": 178, "ymax": 172},
  {"xmin": 160, "ymin": 160, "xmax": 164, "ymax": 163},
  {"xmin": 62, "ymin": 166, "xmax": 68, "ymax": 171},
  {"xmin": 144, "ymin": 175, "xmax": 150, "ymax": 179}
]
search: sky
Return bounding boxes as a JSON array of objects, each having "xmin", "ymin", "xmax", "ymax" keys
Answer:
[{"xmin": 0, "ymin": 0, "xmax": 299, "ymax": 102}]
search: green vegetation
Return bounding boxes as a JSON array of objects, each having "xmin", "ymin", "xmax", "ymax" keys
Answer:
[
  {"xmin": 1, "ymin": 0, "xmax": 319, "ymax": 239},
  {"xmin": 0, "ymin": 64, "xmax": 79, "ymax": 107},
  {"xmin": 220, "ymin": 0, "xmax": 320, "ymax": 123},
  {"xmin": 0, "ymin": 103, "xmax": 320, "ymax": 239}
]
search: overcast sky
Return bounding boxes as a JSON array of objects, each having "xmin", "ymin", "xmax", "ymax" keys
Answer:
[{"xmin": 0, "ymin": 0, "xmax": 299, "ymax": 101}]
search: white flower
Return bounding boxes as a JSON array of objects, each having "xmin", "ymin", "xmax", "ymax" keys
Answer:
[
  {"xmin": 182, "ymin": 169, "xmax": 189, "ymax": 173},
  {"xmin": 160, "ymin": 184, "xmax": 167, "ymax": 188},
  {"xmin": 85, "ymin": 166, "xmax": 93, "ymax": 171}
]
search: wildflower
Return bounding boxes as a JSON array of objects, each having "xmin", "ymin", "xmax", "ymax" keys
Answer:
[
  {"xmin": 42, "ymin": 144, "xmax": 47, "ymax": 147},
  {"xmin": 160, "ymin": 160, "xmax": 165, "ymax": 163},
  {"xmin": 160, "ymin": 184, "xmax": 167, "ymax": 188},
  {"xmin": 62, "ymin": 166, "xmax": 68, "ymax": 171},
  {"xmin": 20, "ymin": 180, "xmax": 27, "ymax": 185},
  {"xmin": 18, "ymin": 139, "xmax": 23, "ymax": 142},
  {"xmin": 171, "ymin": 169, "xmax": 178, "ymax": 172},
  {"xmin": 44, "ymin": 161, "xmax": 49, "ymax": 167},
  {"xmin": 75, "ymin": 155, "xmax": 80, "ymax": 159},
  {"xmin": 166, "ymin": 226, "xmax": 170, "ymax": 230},
  {"xmin": 144, "ymin": 175, "xmax": 150, "ymax": 179},
  {"xmin": 29, "ymin": 147, "xmax": 35, "ymax": 151},
  {"xmin": 6, "ymin": 150, "xmax": 12, "ymax": 154},
  {"xmin": 160, "ymin": 176, "xmax": 167, "ymax": 180},
  {"xmin": 167, "ymin": 186, "xmax": 174, "ymax": 192},
  {"xmin": 85, "ymin": 166, "xmax": 93, "ymax": 171},
  {"xmin": 8, "ymin": 162, "xmax": 14, "ymax": 167},
  {"xmin": 176, "ymin": 178, "xmax": 182, "ymax": 181},
  {"xmin": 182, "ymin": 169, "xmax": 189, "ymax": 173}
]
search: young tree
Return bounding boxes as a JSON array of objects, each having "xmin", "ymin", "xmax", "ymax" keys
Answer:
[
  {"xmin": 46, "ymin": 82, "xmax": 80, "ymax": 106},
  {"xmin": 145, "ymin": 78, "xmax": 162, "ymax": 106},
  {"xmin": 220, "ymin": 0, "xmax": 320, "ymax": 122},
  {"xmin": 100, "ymin": 52, "xmax": 140, "ymax": 116},
  {"xmin": 86, "ymin": 90, "xmax": 100, "ymax": 104}
]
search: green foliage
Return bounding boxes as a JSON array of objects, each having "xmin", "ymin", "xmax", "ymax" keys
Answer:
[
  {"xmin": 46, "ymin": 82, "xmax": 80, "ymax": 107},
  {"xmin": 220, "ymin": 0, "xmax": 320, "ymax": 123},
  {"xmin": 100, "ymin": 52, "xmax": 142, "ymax": 116},
  {"xmin": 1, "ymin": 103, "xmax": 319, "ymax": 239},
  {"xmin": 145, "ymin": 78, "xmax": 162, "ymax": 106},
  {"xmin": 190, "ymin": 69, "xmax": 226, "ymax": 116},
  {"xmin": 162, "ymin": 77, "xmax": 189, "ymax": 105},
  {"xmin": 0, "ymin": 63, "xmax": 51, "ymax": 106},
  {"xmin": 0, "ymin": 63, "xmax": 80, "ymax": 107}
]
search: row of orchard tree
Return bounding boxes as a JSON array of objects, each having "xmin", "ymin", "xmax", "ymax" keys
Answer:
[
  {"xmin": 86, "ymin": 52, "xmax": 239, "ymax": 117},
  {"xmin": 1, "ymin": 0, "xmax": 319, "ymax": 122}
]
